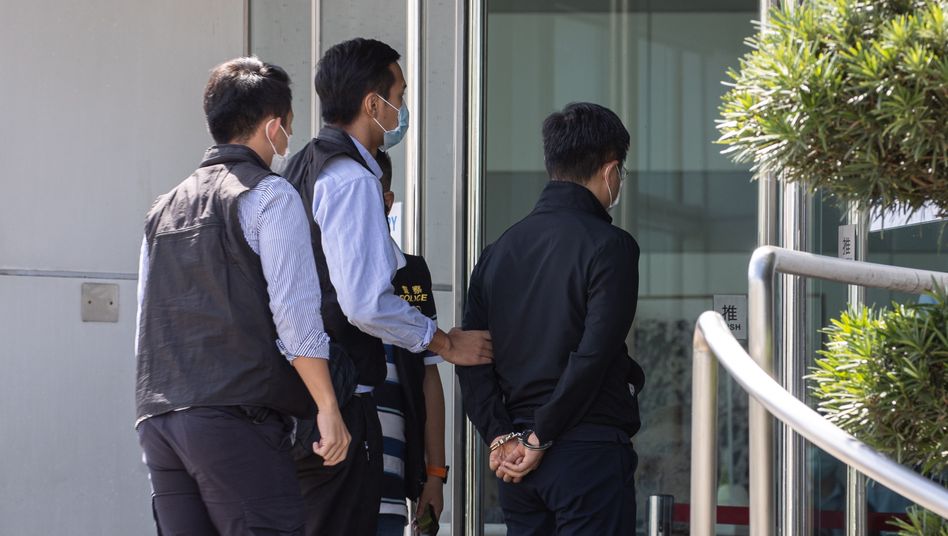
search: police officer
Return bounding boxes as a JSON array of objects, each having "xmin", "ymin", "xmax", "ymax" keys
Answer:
[
  {"xmin": 284, "ymin": 38, "xmax": 491, "ymax": 536},
  {"xmin": 135, "ymin": 57, "xmax": 348, "ymax": 535}
]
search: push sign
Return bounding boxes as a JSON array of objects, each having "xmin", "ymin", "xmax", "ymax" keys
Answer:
[
  {"xmin": 838, "ymin": 224, "xmax": 856, "ymax": 260},
  {"xmin": 713, "ymin": 294, "xmax": 747, "ymax": 340}
]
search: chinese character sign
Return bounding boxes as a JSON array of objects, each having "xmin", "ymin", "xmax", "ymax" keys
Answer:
[
  {"xmin": 713, "ymin": 294, "xmax": 748, "ymax": 340},
  {"xmin": 838, "ymin": 224, "xmax": 856, "ymax": 260}
]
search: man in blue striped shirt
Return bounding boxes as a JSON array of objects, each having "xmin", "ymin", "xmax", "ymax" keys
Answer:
[
  {"xmin": 285, "ymin": 38, "xmax": 491, "ymax": 536},
  {"xmin": 135, "ymin": 57, "xmax": 347, "ymax": 535}
]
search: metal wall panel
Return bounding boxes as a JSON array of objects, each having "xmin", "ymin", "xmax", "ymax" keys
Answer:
[{"xmin": 0, "ymin": 1, "xmax": 245, "ymax": 532}]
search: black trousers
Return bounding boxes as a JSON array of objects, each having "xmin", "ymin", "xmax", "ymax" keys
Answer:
[
  {"xmin": 498, "ymin": 425, "xmax": 638, "ymax": 536},
  {"xmin": 295, "ymin": 394, "xmax": 384, "ymax": 536},
  {"xmin": 138, "ymin": 406, "xmax": 304, "ymax": 535}
]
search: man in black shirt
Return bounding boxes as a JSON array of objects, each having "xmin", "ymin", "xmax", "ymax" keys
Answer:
[{"xmin": 457, "ymin": 102, "xmax": 644, "ymax": 536}]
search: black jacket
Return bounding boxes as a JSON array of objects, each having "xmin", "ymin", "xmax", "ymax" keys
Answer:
[{"xmin": 457, "ymin": 180, "xmax": 644, "ymax": 444}]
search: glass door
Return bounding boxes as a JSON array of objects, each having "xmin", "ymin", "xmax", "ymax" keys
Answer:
[
  {"xmin": 860, "ymin": 217, "xmax": 946, "ymax": 534},
  {"xmin": 805, "ymin": 208, "xmax": 948, "ymax": 536},
  {"xmin": 479, "ymin": 1, "xmax": 759, "ymax": 533}
]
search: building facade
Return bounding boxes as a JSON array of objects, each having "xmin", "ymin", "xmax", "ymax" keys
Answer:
[{"xmin": 1, "ymin": 1, "xmax": 943, "ymax": 534}]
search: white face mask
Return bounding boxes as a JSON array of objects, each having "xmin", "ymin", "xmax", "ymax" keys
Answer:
[
  {"xmin": 265, "ymin": 119, "xmax": 291, "ymax": 175},
  {"xmin": 604, "ymin": 164, "xmax": 623, "ymax": 210}
]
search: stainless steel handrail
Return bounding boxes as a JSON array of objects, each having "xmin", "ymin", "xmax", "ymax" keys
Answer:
[
  {"xmin": 691, "ymin": 312, "xmax": 948, "ymax": 536},
  {"xmin": 747, "ymin": 245, "xmax": 948, "ymax": 535}
]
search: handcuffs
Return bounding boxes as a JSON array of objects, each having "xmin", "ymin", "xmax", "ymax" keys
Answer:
[{"xmin": 489, "ymin": 429, "xmax": 553, "ymax": 453}]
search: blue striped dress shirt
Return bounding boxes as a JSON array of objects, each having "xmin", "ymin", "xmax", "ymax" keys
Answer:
[{"xmin": 309, "ymin": 136, "xmax": 436, "ymax": 355}]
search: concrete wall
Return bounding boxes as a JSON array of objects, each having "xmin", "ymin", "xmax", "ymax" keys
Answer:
[{"xmin": 0, "ymin": 1, "xmax": 245, "ymax": 533}]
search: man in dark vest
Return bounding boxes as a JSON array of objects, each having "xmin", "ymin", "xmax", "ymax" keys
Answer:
[
  {"xmin": 283, "ymin": 38, "xmax": 493, "ymax": 536},
  {"xmin": 457, "ymin": 103, "xmax": 645, "ymax": 536},
  {"xmin": 135, "ymin": 57, "xmax": 348, "ymax": 535}
]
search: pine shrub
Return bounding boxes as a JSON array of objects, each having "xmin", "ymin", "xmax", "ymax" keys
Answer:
[
  {"xmin": 811, "ymin": 288, "xmax": 948, "ymax": 534},
  {"xmin": 718, "ymin": 0, "xmax": 948, "ymax": 215}
]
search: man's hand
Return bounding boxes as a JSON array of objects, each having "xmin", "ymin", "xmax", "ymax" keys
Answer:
[
  {"xmin": 415, "ymin": 477, "xmax": 444, "ymax": 521},
  {"xmin": 313, "ymin": 408, "xmax": 350, "ymax": 466},
  {"xmin": 431, "ymin": 328, "xmax": 493, "ymax": 366},
  {"xmin": 489, "ymin": 435, "xmax": 524, "ymax": 483},
  {"xmin": 291, "ymin": 357, "xmax": 350, "ymax": 465},
  {"xmin": 500, "ymin": 433, "xmax": 545, "ymax": 483}
]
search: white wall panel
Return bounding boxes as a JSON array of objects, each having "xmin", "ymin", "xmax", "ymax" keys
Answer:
[
  {"xmin": 0, "ymin": 277, "xmax": 148, "ymax": 534},
  {"xmin": 0, "ymin": 0, "xmax": 245, "ymax": 273},
  {"xmin": 0, "ymin": 1, "xmax": 246, "ymax": 532}
]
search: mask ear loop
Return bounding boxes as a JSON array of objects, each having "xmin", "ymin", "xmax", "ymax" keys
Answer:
[
  {"xmin": 371, "ymin": 95, "xmax": 392, "ymax": 133},
  {"xmin": 371, "ymin": 94, "xmax": 381, "ymax": 119},
  {"xmin": 603, "ymin": 164, "xmax": 615, "ymax": 207},
  {"xmin": 264, "ymin": 118, "xmax": 279, "ymax": 155},
  {"xmin": 374, "ymin": 93, "xmax": 400, "ymax": 131}
]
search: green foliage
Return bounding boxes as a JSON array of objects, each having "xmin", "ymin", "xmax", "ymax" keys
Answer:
[
  {"xmin": 810, "ymin": 287, "xmax": 948, "ymax": 534},
  {"xmin": 890, "ymin": 506, "xmax": 948, "ymax": 535},
  {"xmin": 811, "ymin": 289, "xmax": 948, "ymax": 474},
  {"xmin": 718, "ymin": 0, "xmax": 948, "ymax": 215}
]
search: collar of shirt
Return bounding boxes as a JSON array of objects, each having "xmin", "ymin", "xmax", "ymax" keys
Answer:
[
  {"xmin": 348, "ymin": 135, "xmax": 383, "ymax": 179},
  {"xmin": 534, "ymin": 180, "xmax": 612, "ymax": 224}
]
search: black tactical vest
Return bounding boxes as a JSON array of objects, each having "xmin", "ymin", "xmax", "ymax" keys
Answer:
[
  {"xmin": 135, "ymin": 144, "xmax": 312, "ymax": 423},
  {"xmin": 283, "ymin": 127, "xmax": 387, "ymax": 388}
]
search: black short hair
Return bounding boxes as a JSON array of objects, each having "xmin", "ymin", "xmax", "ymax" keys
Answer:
[
  {"xmin": 315, "ymin": 38, "xmax": 401, "ymax": 125},
  {"xmin": 203, "ymin": 57, "xmax": 292, "ymax": 144},
  {"xmin": 542, "ymin": 102, "xmax": 630, "ymax": 183},
  {"xmin": 376, "ymin": 150, "xmax": 393, "ymax": 192}
]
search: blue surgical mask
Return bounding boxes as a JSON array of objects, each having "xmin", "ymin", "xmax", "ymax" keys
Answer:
[{"xmin": 373, "ymin": 93, "xmax": 409, "ymax": 151}]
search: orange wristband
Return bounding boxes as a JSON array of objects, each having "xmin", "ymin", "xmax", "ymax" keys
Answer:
[{"xmin": 426, "ymin": 465, "xmax": 449, "ymax": 482}]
